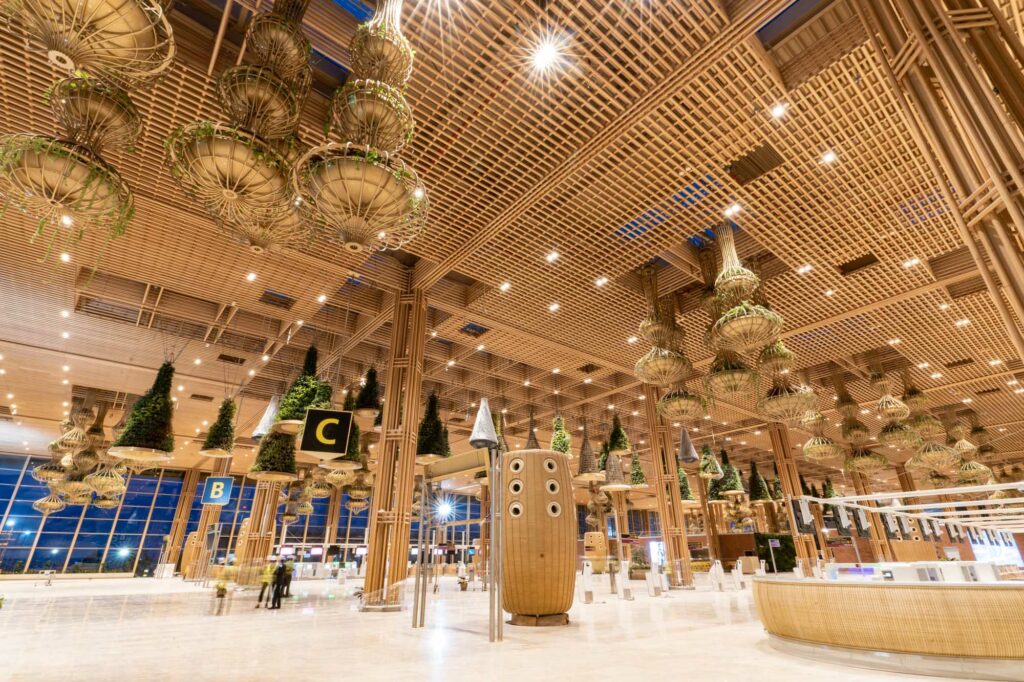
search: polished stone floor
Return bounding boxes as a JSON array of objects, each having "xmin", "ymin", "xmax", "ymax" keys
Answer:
[{"xmin": 0, "ymin": 573, "xmax": 988, "ymax": 681}]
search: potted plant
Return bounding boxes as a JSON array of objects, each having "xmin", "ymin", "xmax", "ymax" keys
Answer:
[
  {"xmin": 354, "ymin": 367, "xmax": 381, "ymax": 426},
  {"xmin": 550, "ymin": 415, "xmax": 571, "ymax": 456},
  {"xmin": 748, "ymin": 461, "xmax": 772, "ymax": 505},
  {"xmin": 698, "ymin": 444, "xmax": 724, "ymax": 480},
  {"xmin": 629, "ymin": 450, "xmax": 648, "ymax": 488},
  {"xmin": 108, "ymin": 361, "xmax": 175, "ymax": 462},
  {"xmin": 677, "ymin": 468, "xmax": 698, "ymax": 507},
  {"xmin": 277, "ymin": 346, "xmax": 330, "ymax": 434},
  {"xmin": 607, "ymin": 414, "xmax": 630, "ymax": 457},
  {"xmin": 199, "ymin": 398, "xmax": 237, "ymax": 458},
  {"xmin": 416, "ymin": 392, "xmax": 445, "ymax": 464}
]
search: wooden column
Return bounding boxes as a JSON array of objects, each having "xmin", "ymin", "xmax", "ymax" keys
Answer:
[
  {"xmin": 694, "ymin": 472, "xmax": 720, "ymax": 561},
  {"xmin": 364, "ymin": 290, "xmax": 427, "ymax": 605},
  {"xmin": 767, "ymin": 422, "xmax": 817, "ymax": 564},
  {"xmin": 324, "ymin": 485, "xmax": 342, "ymax": 547},
  {"xmin": 859, "ymin": 0, "xmax": 1024, "ymax": 362},
  {"xmin": 895, "ymin": 463, "xmax": 923, "ymax": 538},
  {"xmin": 234, "ymin": 480, "xmax": 282, "ymax": 584},
  {"xmin": 192, "ymin": 459, "xmax": 232, "ymax": 567},
  {"xmin": 165, "ymin": 467, "xmax": 201, "ymax": 568},
  {"xmin": 641, "ymin": 383, "xmax": 693, "ymax": 586},
  {"xmin": 851, "ymin": 472, "xmax": 895, "ymax": 562}
]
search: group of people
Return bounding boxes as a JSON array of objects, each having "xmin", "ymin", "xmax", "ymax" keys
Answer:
[{"xmin": 256, "ymin": 558, "xmax": 294, "ymax": 609}]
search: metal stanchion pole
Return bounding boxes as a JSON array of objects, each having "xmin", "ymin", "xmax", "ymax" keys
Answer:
[
  {"xmin": 418, "ymin": 480, "xmax": 430, "ymax": 627},
  {"xmin": 412, "ymin": 476, "xmax": 427, "ymax": 628},
  {"xmin": 494, "ymin": 445, "xmax": 503, "ymax": 642},
  {"xmin": 488, "ymin": 450, "xmax": 497, "ymax": 642}
]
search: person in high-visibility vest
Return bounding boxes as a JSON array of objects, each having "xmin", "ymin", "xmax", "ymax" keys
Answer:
[
  {"xmin": 283, "ymin": 558, "xmax": 295, "ymax": 597},
  {"xmin": 256, "ymin": 560, "xmax": 275, "ymax": 608}
]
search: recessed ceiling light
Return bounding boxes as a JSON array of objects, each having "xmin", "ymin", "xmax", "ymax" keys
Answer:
[
  {"xmin": 1007, "ymin": 379, "xmax": 1019, "ymax": 386},
  {"xmin": 917, "ymin": 362, "xmax": 929, "ymax": 369},
  {"xmin": 413, "ymin": 187, "xmax": 425, "ymax": 200},
  {"xmin": 446, "ymin": 359, "xmax": 455, "ymax": 367},
  {"xmin": 938, "ymin": 303, "xmax": 949, "ymax": 311},
  {"xmin": 703, "ymin": 415, "xmax": 711, "ymax": 420},
  {"xmin": 902, "ymin": 257, "xmax": 921, "ymax": 268},
  {"xmin": 62, "ymin": 365, "xmax": 70, "ymax": 372},
  {"xmin": 476, "ymin": 344, "xmax": 485, "ymax": 351},
  {"xmin": 501, "ymin": 408, "xmax": 508, "ymax": 414},
  {"xmin": 60, "ymin": 310, "xmax": 69, "ymax": 318},
  {"xmin": 5, "ymin": 393, "xmax": 11, "ymax": 399},
  {"xmin": 62, "ymin": 401, "xmax": 68, "ymax": 407},
  {"xmin": 754, "ymin": 430, "xmax": 761, "ymax": 435},
  {"xmin": 552, "ymin": 368, "xmax": 560, "ymax": 374},
  {"xmin": 193, "ymin": 358, "xmax": 202, "ymax": 365},
  {"xmin": 523, "ymin": 380, "xmax": 531, "ymax": 387},
  {"xmin": 261, "ymin": 354, "xmax": 269, "ymax": 362},
  {"xmin": 631, "ymin": 410, "xmax": 639, "ymax": 416},
  {"xmin": 955, "ymin": 318, "xmax": 971, "ymax": 327},
  {"xmin": 930, "ymin": 372, "xmax": 943, "ymax": 379},
  {"xmin": 627, "ymin": 336, "xmax": 638, "ymax": 344},
  {"xmin": 430, "ymin": 330, "xmax": 437, "ymax": 337},
  {"xmin": 594, "ymin": 276, "xmax": 609, "ymax": 287},
  {"xmin": 824, "ymin": 289, "xmax": 834, "ymax": 297},
  {"xmin": 548, "ymin": 302, "xmax": 560, "ymax": 312},
  {"xmin": 724, "ymin": 203, "xmax": 741, "ymax": 217},
  {"xmin": 989, "ymin": 359, "xmax": 1003, "ymax": 366},
  {"xmin": 961, "ymin": 398, "xmax": 973, "ymax": 404},
  {"xmin": 607, "ymin": 404, "xmax": 614, "ymax": 410},
  {"xmin": 1015, "ymin": 388, "xmax": 1024, "ymax": 395},
  {"xmin": 59, "ymin": 252, "xmax": 71, "ymax": 263},
  {"xmin": 770, "ymin": 103, "xmax": 787, "ymax": 119},
  {"xmin": 246, "ymin": 272, "xmax": 257, "ymax": 282},
  {"xmin": 796, "ymin": 264, "xmax": 813, "ymax": 274},
  {"xmin": 553, "ymin": 389, "xmax": 560, "ymax": 395},
  {"xmin": 248, "ymin": 369, "xmax": 256, "ymax": 376},
  {"xmin": 295, "ymin": 320, "xmax": 303, "ymax": 326},
  {"xmin": 499, "ymin": 282, "xmax": 511, "ymax": 293},
  {"xmin": 822, "ymin": 150, "xmax": 837, "ymax": 164},
  {"xmin": 202, "ymin": 420, "xmax": 209, "ymax": 426},
  {"xmin": 545, "ymin": 251, "xmax": 560, "ymax": 263},
  {"xmin": 583, "ymin": 378, "xmax": 592, "ymax": 384},
  {"xmin": 532, "ymin": 35, "xmax": 567, "ymax": 73},
  {"xmin": 317, "ymin": 294, "xmax": 327, "ymax": 304},
  {"xmin": 61, "ymin": 331, "xmax": 69, "ymax": 339},
  {"xmin": 887, "ymin": 338, "xmax": 901, "ymax": 345}
]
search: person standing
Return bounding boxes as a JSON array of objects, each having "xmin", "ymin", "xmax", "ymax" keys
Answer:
[
  {"xmin": 283, "ymin": 557, "xmax": 295, "ymax": 598},
  {"xmin": 256, "ymin": 560, "xmax": 275, "ymax": 608},
  {"xmin": 269, "ymin": 561, "xmax": 286, "ymax": 609}
]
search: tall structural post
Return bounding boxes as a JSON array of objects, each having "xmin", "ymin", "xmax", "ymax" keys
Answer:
[
  {"xmin": 364, "ymin": 289, "xmax": 427, "ymax": 606},
  {"xmin": 894, "ymin": 463, "xmax": 923, "ymax": 538},
  {"xmin": 851, "ymin": 472, "xmax": 896, "ymax": 562},
  {"xmin": 641, "ymin": 383, "xmax": 694, "ymax": 587},
  {"xmin": 165, "ymin": 468, "xmax": 201, "ymax": 568},
  {"xmin": 767, "ymin": 422, "xmax": 817, "ymax": 565},
  {"xmin": 859, "ymin": 0, "xmax": 1024, "ymax": 362}
]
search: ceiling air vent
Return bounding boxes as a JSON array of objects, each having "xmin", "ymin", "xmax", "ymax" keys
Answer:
[
  {"xmin": 189, "ymin": 394, "xmax": 215, "ymax": 402},
  {"xmin": 459, "ymin": 322, "xmax": 489, "ymax": 338},
  {"xmin": 577, "ymin": 363, "xmax": 599, "ymax": 375},
  {"xmin": 837, "ymin": 253, "xmax": 880, "ymax": 276},
  {"xmin": 259, "ymin": 290, "xmax": 296, "ymax": 310},
  {"xmin": 725, "ymin": 143, "xmax": 785, "ymax": 186},
  {"xmin": 944, "ymin": 358, "xmax": 975, "ymax": 369},
  {"xmin": 216, "ymin": 353, "xmax": 246, "ymax": 365}
]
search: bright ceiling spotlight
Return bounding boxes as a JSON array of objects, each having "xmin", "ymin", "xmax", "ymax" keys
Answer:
[
  {"xmin": 770, "ymin": 103, "xmax": 787, "ymax": 119},
  {"xmin": 434, "ymin": 498, "xmax": 454, "ymax": 520},
  {"xmin": 531, "ymin": 34, "xmax": 568, "ymax": 74},
  {"xmin": 822, "ymin": 150, "xmax": 837, "ymax": 164},
  {"xmin": 59, "ymin": 253, "xmax": 71, "ymax": 263}
]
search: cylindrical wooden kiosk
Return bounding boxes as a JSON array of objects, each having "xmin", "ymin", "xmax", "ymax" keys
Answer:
[{"xmin": 502, "ymin": 448, "xmax": 576, "ymax": 626}]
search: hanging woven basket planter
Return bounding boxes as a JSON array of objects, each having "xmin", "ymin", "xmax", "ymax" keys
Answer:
[
  {"xmin": 706, "ymin": 352, "xmax": 756, "ymax": 398},
  {"xmin": 245, "ymin": 13, "xmax": 312, "ymax": 82},
  {"xmin": 803, "ymin": 435, "xmax": 842, "ymax": 461},
  {"xmin": 17, "ymin": 0, "xmax": 176, "ymax": 87},
  {"xmin": 876, "ymin": 393, "xmax": 910, "ymax": 421},
  {"xmin": 33, "ymin": 489, "xmax": 67, "ymax": 515},
  {"xmin": 902, "ymin": 385, "xmax": 929, "ymax": 412},
  {"xmin": 952, "ymin": 438, "xmax": 978, "ymax": 458},
  {"xmin": 656, "ymin": 387, "xmax": 704, "ymax": 421},
  {"xmin": 757, "ymin": 340, "xmax": 794, "ymax": 376},
  {"xmin": 331, "ymin": 79, "xmax": 414, "ymax": 153},
  {"xmin": 31, "ymin": 458, "xmax": 67, "ymax": 484},
  {"xmin": 909, "ymin": 412, "xmax": 946, "ymax": 440},
  {"xmin": 49, "ymin": 76, "xmax": 141, "ymax": 154},
  {"xmin": 350, "ymin": 21, "xmax": 415, "ymax": 88},
  {"xmin": 957, "ymin": 457, "xmax": 991, "ymax": 483},
  {"xmin": 843, "ymin": 448, "xmax": 889, "ymax": 474},
  {"xmin": 759, "ymin": 381, "xmax": 816, "ymax": 424},
  {"xmin": 710, "ymin": 302, "xmax": 782, "ymax": 353},
  {"xmin": 840, "ymin": 417, "xmax": 871, "ymax": 445},
  {"xmin": 216, "ymin": 66, "xmax": 305, "ymax": 141},
  {"xmin": 877, "ymin": 420, "xmax": 920, "ymax": 450},
  {"xmin": 292, "ymin": 142, "xmax": 427, "ymax": 253},
  {"xmin": 92, "ymin": 495, "xmax": 121, "ymax": 510},
  {"xmin": 635, "ymin": 346, "xmax": 693, "ymax": 387},
  {"xmin": 907, "ymin": 441, "xmax": 958, "ymax": 470}
]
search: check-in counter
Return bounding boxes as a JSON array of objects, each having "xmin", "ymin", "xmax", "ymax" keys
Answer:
[{"xmin": 753, "ymin": 576, "xmax": 1024, "ymax": 665}]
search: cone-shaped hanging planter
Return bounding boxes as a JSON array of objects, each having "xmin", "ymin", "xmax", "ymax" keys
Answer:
[
  {"xmin": 907, "ymin": 441, "xmax": 958, "ymax": 470},
  {"xmin": 250, "ymin": 431, "xmax": 298, "ymax": 481},
  {"xmin": 629, "ymin": 450, "xmax": 648, "ymax": 489},
  {"xmin": 698, "ymin": 445, "xmax": 724, "ymax": 480},
  {"xmin": 550, "ymin": 415, "xmax": 571, "ymax": 457},
  {"xmin": 706, "ymin": 351, "xmax": 756, "ymax": 398},
  {"xmin": 877, "ymin": 420, "xmax": 920, "ymax": 450},
  {"xmin": 354, "ymin": 367, "xmax": 381, "ymax": 426},
  {"xmin": 32, "ymin": 484, "xmax": 66, "ymax": 515},
  {"xmin": 469, "ymin": 398, "xmax": 498, "ymax": 450},
  {"xmin": 718, "ymin": 452, "xmax": 745, "ymax": 498},
  {"xmin": 758, "ymin": 340, "xmax": 795, "ymax": 376},
  {"xmin": 803, "ymin": 434, "xmax": 842, "ymax": 460},
  {"xmin": 277, "ymin": 346, "xmax": 331, "ymax": 434},
  {"xmin": 676, "ymin": 427, "xmax": 699, "ymax": 464},
  {"xmin": 600, "ymin": 451, "xmax": 630, "ymax": 491},
  {"xmin": 253, "ymin": 394, "xmax": 280, "ymax": 442},
  {"xmin": 677, "ymin": 468, "xmax": 698, "ymax": 506},
  {"xmin": 713, "ymin": 224, "xmax": 759, "ymax": 299},
  {"xmin": 841, "ymin": 417, "xmax": 871, "ymax": 445},
  {"xmin": 635, "ymin": 346, "xmax": 693, "ymax": 386},
  {"xmin": 416, "ymin": 392, "xmax": 446, "ymax": 464},
  {"xmin": 607, "ymin": 414, "xmax": 631, "ymax": 457},
  {"xmin": 200, "ymin": 398, "xmax": 237, "ymax": 458},
  {"xmin": 747, "ymin": 461, "xmax": 772, "ymax": 503},
  {"xmin": 108, "ymin": 362, "xmax": 174, "ymax": 462},
  {"xmin": 957, "ymin": 457, "xmax": 991, "ymax": 483},
  {"xmin": 575, "ymin": 420, "xmax": 603, "ymax": 482},
  {"xmin": 658, "ymin": 387, "xmax": 705, "ymax": 421}
]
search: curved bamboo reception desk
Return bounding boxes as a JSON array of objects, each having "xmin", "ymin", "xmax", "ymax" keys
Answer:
[{"xmin": 753, "ymin": 577, "xmax": 1024, "ymax": 678}]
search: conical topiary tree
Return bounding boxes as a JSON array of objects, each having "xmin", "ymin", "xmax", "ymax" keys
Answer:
[
  {"xmin": 607, "ymin": 414, "xmax": 630, "ymax": 455},
  {"xmin": 678, "ymin": 467, "xmax": 696, "ymax": 501},
  {"xmin": 799, "ymin": 473, "xmax": 811, "ymax": 496},
  {"xmin": 699, "ymin": 444, "xmax": 724, "ymax": 480},
  {"xmin": 771, "ymin": 475, "xmax": 784, "ymax": 500},
  {"xmin": 822, "ymin": 477, "xmax": 838, "ymax": 519},
  {"xmin": 278, "ymin": 346, "xmax": 331, "ymax": 421},
  {"xmin": 251, "ymin": 431, "xmax": 297, "ymax": 477},
  {"xmin": 525, "ymin": 408, "xmax": 540, "ymax": 449},
  {"xmin": 597, "ymin": 439, "xmax": 610, "ymax": 471},
  {"xmin": 355, "ymin": 367, "xmax": 381, "ymax": 414},
  {"xmin": 717, "ymin": 451, "xmax": 744, "ymax": 496},
  {"xmin": 111, "ymin": 361, "xmax": 175, "ymax": 454},
  {"xmin": 442, "ymin": 425, "xmax": 451, "ymax": 456},
  {"xmin": 200, "ymin": 398, "xmax": 237, "ymax": 455},
  {"xmin": 629, "ymin": 450, "xmax": 647, "ymax": 486},
  {"xmin": 416, "ymin": 392, "xmax": 446, "ymax": 457},
  {"xmin": 748, "ymin": 461, "xmax": 772, "ymax": 502},
  {"xmin": 550, "ymin": 415, "xmax": 571, "ymax": 455}
]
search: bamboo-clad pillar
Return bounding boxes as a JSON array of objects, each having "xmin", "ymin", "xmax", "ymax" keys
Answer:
[
  {"xmin": 192, "ymin": 459, "xmax": 233, "ymax": 569},
  {"xmin": 364, "ymin": 290, "xmax": 427, "ymax": 605},
  {"xmin": 234, "ymin": 480, "xmax": 282, "ymax": 584},
  {"xmin": 858, "ymin": 0, "xmax": 1024, "ymax": 362},
  {"xmin": 895, "ymin": 463, "xmax": 923, "ymax": 538},
  {"xmin": 767, "ymin": 423, "xmax": 817, "ymax": 565},
  {"xmin": 166, "ymin": 468, "xmax": 202, "ymax": 568},
  {"xmin": 694, "ymin": 472, "xmax": 720, "ymax": 561},
  {"xmin": 851, "ymin": 472, "xmax": 895, "ymax": 562},
  {"xmin": 641, "ymin": 383, "xmax": 693, "ymax": 586}
]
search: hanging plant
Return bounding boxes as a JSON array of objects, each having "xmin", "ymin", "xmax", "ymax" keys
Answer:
[
  {"xmin": 909, "ymin": 411, "xmax": 945, "ymax": 440},
  {"xmin": 748, "ymin": 461, "xmax": 772, "ymax": 503},
  {"xmin": 634, "ymin": 345, "xmax": 692, "ymax": 387},
  {"xmin": 250, "ymin": 431, "xmax": 298, "ymax": 481},
  {"xmin": 771, "ymin": 475, "xmax": 784, "ymax": 500},
  {"xmin": 843, "ymin": 448, "xmax": 889, "ymax": 474},
  {"xmin": 657, "ymin": 387, "xmax": 704, "ymax": 421},
  {"xmin": 713, "ymin": 224, "xmax": 759, "ymax": 300},
  {"xmin": 629, "ymin": 451, "xmax": 647, "ymax": 487},
  {"xmin": 550, "ymin": 415, "xmax": 571, "ymax": 455},
  {"xmin": 416, "ymin": 392, "xmax": 445, "ymax": 458},
  {"xmin": 200, "ymin": 398, "xmax": 237, "ymax": 457},
  {"xmin": 759, "ymin": 378, "xmax": 816, "ymax": 424},
  {"xmin": 803, "ymin": 434, "xmax": 842, "ymax": 461},
  {"xmin": 698, "ymin": 444, "xmax": 724, "ymax": 481},
  {"xmin": 109, "ymin": 361, "xmax": 175, "ymax": 461},
  {"xmin": 706, "ymin": 351, "xmax": 756, "ymax": 398},
  {"xmin": 907, "ymin": 440, "xmax": 958, "ymax": 470},
  {"xmin": 607, "ymin": 414, "xmax": 630, "ymax": 455},
  {"xmin": 597, "ymin": 440, "xmax": 610, "ymax": 471},
  {"xmin": 958, "ymin": 457, "xmax": 991, "ymax": 483},
  {"xmin": 758, "ymin": 340, "xmax": 795, "ymax": 376},
  {"xmin": 677, "ymin": 468, "xmax": 697, "ymax": 503},
  {"xmin": 840, "ymin": 417, "xmax": 871, "ymax": 445},
  {"xmin": 710, "ymin": 301, "xmax": 782, "ymax": 353},
  {"xmin": 278, "ymin": 346, "xmax": 332, "ymax": 426},
  {"xmin": 877, "ymin": 420, "xmax": 920, "ymax": 450},
  {"xmin": 524, "ymin": 408, "xmax": 540, "ymax": 449},
  {"xmin": 717, "ymin": 451, "xmax": 744, "ymax": 498},
  {"xmin": 355, "ymin": 367, "xmax": 381, "ymax": 417}
]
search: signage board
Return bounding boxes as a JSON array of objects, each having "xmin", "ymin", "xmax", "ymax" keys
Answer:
[
  {"xmin": 298, "ymin": 409, "xmax": 354, "ymax": 457},
  {"xmin": 201, "ymin": 476, "xmax": 234, "ymax": 506}
]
